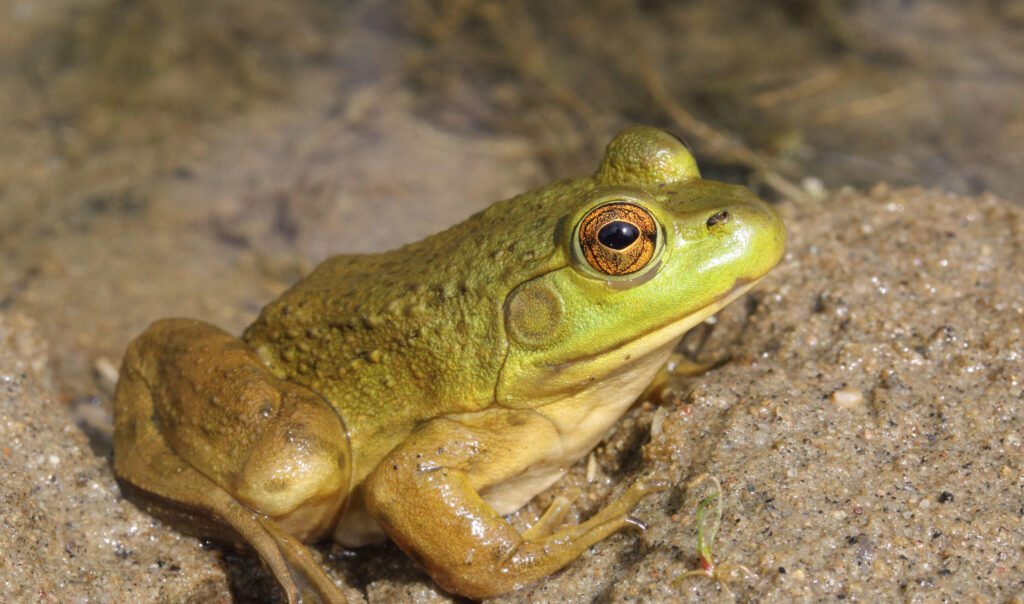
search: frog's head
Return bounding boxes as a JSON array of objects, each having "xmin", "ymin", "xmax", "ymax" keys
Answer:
[{"xmin": 496, "ymin": 126, "xmax": 786, "ymax": 409}]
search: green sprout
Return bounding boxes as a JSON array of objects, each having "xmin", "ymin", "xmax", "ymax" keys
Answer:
[{"xmin": 674, "ymin": 475, "xmax": 755, "ymax": 597}]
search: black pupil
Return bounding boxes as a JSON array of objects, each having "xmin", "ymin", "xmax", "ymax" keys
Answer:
[{"xmin": 598, "ymin": 220, "xmax": 640, "ymax": 250}]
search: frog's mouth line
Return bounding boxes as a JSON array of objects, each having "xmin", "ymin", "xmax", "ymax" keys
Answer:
[{"xmin": 557, "ymin": 276, "xmax": 764, "ymax": 371}]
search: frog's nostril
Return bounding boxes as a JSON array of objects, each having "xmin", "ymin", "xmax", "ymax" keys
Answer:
[{"xmin": 706, "ymin": 210, "xmax": 730, "ymax": 228}]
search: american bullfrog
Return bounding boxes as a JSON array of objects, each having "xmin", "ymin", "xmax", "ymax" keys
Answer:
[{"xmin": 113, "ymin": 126, "xmax": 785, "ymax": 602}]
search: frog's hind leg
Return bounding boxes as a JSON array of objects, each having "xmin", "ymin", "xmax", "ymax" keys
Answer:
[
  {"xmin": 116, "ymin": 433, "xmax": 345, "ymax": 603},
  {"xmin": 113, "ymin": 319, "xmax": 352, "ymax": 604}
]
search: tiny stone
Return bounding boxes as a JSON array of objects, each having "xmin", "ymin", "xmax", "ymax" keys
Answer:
[{"xmin": 830, "ymin": 387, "xmax": 865, "ymax": 410}]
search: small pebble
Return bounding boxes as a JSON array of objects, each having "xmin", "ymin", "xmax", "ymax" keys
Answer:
[{"xmin": 830, "ymin": 387, "xmax": 865, "ymax": 410}]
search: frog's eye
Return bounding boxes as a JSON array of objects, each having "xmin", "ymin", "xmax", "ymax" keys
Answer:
[{"xmin": 576, "ymin": 202, "xmax": 660, "ymax": 277}]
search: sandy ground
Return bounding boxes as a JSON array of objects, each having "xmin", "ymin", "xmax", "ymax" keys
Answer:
[
  {"xmin": 3, "ymin": 184, "xmax": 1022, "ymax": 602},
  {"xmin": 0, "ymin": 313, "xmax": 229, "ymax": 602}
]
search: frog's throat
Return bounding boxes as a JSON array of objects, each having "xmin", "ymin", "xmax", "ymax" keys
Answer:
[
  {"xmin": 475, "ymin": 277, "xmax": 767, "ymax": 517},
  {"xmin": 561, "ymin": 276, "xmax": 763, "ymax": 371}
]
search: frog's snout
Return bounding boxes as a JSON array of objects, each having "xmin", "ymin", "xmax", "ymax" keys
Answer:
[
  {"xmin": 688, "ymin": 190, "xmax": 786, "ymax": 281},
  {"xmin": 726, "ymin": 197, "xmax": 786, "ymax": 275}
]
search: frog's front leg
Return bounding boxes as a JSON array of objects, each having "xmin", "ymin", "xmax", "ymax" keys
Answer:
[
  {"xmin": 113, "ymin": 319, "xmax": 352, "ymax": 604},
  {"xmin": 363, "ymin": 413, "xmax": 666, "ymax": 599}
]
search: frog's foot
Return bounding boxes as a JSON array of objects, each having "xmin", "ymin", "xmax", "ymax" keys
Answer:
[
  {"xmin": 522, "ymin": 495, "xmax": 572, "ymax": 540},
  {"xmin": 640, "ymin": 352, "xmax": 718, "ymax": 402},
  {"xmin": 664, "ymin": 352, "xmax": 719, "ymax": 377},
  {"xmin": 113, "ymin": 319, "xmax": 352, "ymax": 604},
  {"xmin": 571, "ymin": 477, "xmax": 670, "ymax": 530},
  {"xmin": 520, "ymin": 480, "xmax": 667, "ymax": 542}
]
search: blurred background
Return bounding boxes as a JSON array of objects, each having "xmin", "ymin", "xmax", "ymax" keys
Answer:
[{"xmin": 1, "ymin": 0, "xmax": 1022, "ymax": 402}]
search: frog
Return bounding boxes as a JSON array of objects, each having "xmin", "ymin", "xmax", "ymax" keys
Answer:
[{"xmin": 112, "ymin": 126, "xmax": 786, "ymax": 603}]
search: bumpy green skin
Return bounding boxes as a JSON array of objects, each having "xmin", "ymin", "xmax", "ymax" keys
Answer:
[
  {"xmin": 113, "ymin": 126, "xmax": 786, "ymax": 603},
  {"xmin": 595, "ymin": 126, "xmax": 701, "ymax": 185}
]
